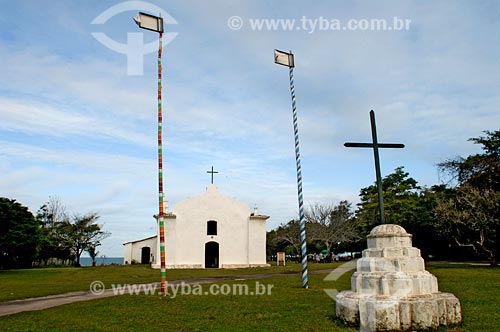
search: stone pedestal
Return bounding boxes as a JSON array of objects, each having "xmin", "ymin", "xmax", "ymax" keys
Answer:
[{"xmin": 336, "ymin": 224, "xmax": 461, "ymax": 331}]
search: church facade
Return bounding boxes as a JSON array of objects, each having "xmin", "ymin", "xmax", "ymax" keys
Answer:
[{"xmin": 123, "ymin": 184, "xmax": 269, "ymax": 268}]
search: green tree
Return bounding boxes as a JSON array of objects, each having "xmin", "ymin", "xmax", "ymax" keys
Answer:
[
  {"xmin": 35, "ymin": 197, "xmax": 72, "ymax": 266},
  {"xmin": 435, "ymin": 184, "xmax": 499, "ymax": 265},
  {"xmin": 56, "ymin": 213, "xmax": 110, "ymax": 267},
  {"xmin": 36, "ymin": 196, "xmax": 68, "ymax": 228},
  {"xmin": 355, "ymin": 167, "xmax": 445, "ymax": 258},
  {"xmin": 0, "ymin": 198, "xmax": 40, "ymax": 269},
  {"xmin": 273, "ymin": 219, "xmax": 303, "ymax": 256},
  {"xmin": 266, "ymin": 229, "xmax": 283, "ymax": 257},
  {"xmin": 356, "ymin": 166, "xmax": 421, "ymax": 231},
  {"xmin": 86, "ymin": 245, "xmax": 99, "ymax": 267},
  {"xmin": 436, "ymin": 130, "xmax": 500, "ymax": 265},
  {"xmin": 439, "ymin": 130, "xmax": 500, "ymax": 191}
]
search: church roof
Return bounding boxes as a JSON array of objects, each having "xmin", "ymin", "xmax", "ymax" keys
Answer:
[
  {"xmin": 172, "ymin": 184, "xmax": 269, "ymax": 221},
  {"xmin": 250, "ymin": 213, "xmax": 270, "ymax": 220},
  {"xmin": 122, "ymin": 234, "xmax": 156, "ymax": 245}
]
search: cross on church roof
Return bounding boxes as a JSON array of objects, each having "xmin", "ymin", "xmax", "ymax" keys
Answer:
[
  {"xmin": 206, "ymin": 166, "xmax": 219, "ymax": 184},
  {"xmin": 344, "ymin": 110, "xmax": 405, "ymax": 224}
]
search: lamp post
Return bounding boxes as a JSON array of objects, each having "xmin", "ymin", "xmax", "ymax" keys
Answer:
[
  {"xmin": 274, "ymin": 49, "xmax": 309, "ymax": 289},
  {"xmin": 134, "ymin": 12, "xmax": 167, "ymax": 296}
]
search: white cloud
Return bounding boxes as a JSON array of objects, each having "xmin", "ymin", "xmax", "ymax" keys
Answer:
[{"xmin": 0, "ymin": 97, "xmax": 152, "ymax": 146}]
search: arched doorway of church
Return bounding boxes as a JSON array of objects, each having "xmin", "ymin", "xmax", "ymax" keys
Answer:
[
  {"xmin": 205, "ymin": 241, "xmax": 219, "ymax": 268},
  {"xmin": 141, "ymin": 246, "xmax": 151, "ymax": 264}
]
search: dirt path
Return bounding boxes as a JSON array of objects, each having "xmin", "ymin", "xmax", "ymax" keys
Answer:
[{"xmin": 0, "ymin": 269, "xmax": 335, "ymax": 317}]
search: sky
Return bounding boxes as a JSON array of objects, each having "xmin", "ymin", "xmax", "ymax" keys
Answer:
[{"xmin": 1, "ymin": 0, "xmax": 499, "ymax": 257}]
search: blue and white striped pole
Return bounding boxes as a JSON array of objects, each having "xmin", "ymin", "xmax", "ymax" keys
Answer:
[
  {"xmin": 289, "ymin": 66, "xmax": 309, "ymax": 289},
  {"xmin": 275, "ymin": 49, "xmax": 309, "ymax": 289}
]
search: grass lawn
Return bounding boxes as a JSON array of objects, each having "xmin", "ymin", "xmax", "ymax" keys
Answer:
[
  {"xmin": 1, "ymin": 273, "xmax": 353, "ymax": 332},
  {"xmin": 430, "ymin": 264, "xmax": 500, "ymax": 332},
  {"xmin": 0, "ymin": 263, "xmax": 499, "ymax": 331},
  {"xmin": 0, "ymin": 262, "xmax": 338, "ymax": 302}
]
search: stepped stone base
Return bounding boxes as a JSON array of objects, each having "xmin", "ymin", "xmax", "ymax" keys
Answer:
[
  {"xmin": 337, "ymin": 291, "xmax": 461, "ymax": 331},
  {"xmin": 335, "ymin": 224, "xmax": 461, "ymax": 331}
]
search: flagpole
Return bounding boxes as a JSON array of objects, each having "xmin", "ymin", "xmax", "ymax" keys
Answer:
[
  {"xmin": 288, "ymin": 57, "xmax": 309, "ymax": 289},
  {"xmin": 157, "ymin": 31, "xmax": 167, "ymax": 296}
]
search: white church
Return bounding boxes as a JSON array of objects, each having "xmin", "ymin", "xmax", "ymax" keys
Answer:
[{"xmin": 123, "ymin": 184, "xmax": 270, "ymax": 268}]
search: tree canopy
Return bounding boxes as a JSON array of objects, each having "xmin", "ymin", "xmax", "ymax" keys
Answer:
[
  {"xmin": 439, "ymin": 130, "xmax": 500, "ymax": 190},
  {"xmin": 0, "ymin": 198, "xmax": 40, "ymax": 269},
  {"xmin": 356, "ymin": 166, "xmax": 422, "ymax": 231},
  {"xmin": 56, "ymin": 213, "xmax": 110, "ymax": 267},
  {"xmin": 436, "ymin": 130, "xmax": 500, "ymax": 265},
  {"xmin": 306, "ymin": 201, "xmax": 360, "ymax": 254},
  {"xmin": 1, "ymin": 196, "xmax": 110, "ymax": 269}
]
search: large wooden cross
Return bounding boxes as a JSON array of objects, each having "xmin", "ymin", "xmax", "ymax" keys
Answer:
[
  {"xmin": 206, "ymin": 166, "xmax": 219, "ymax": 185},
  {"xmin": 344, "ymin": 110, "xmax": 404, "ymax": 224}
]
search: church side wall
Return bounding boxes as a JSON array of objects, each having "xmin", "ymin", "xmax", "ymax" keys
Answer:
[
  {"xmin": 140, "ymin": 237, "xmax": 157, "ymax": 263},
  {"xmin": 124, "ymin": 237, "xmax": 156, "ymax": 265},
  {"xmin": 165, "ymin": 217, "xmax": 176, "ymax": 267},
  {"xmin": 123, "ymin": 243, "xmax": 133, "ymax": 264},
  {"xmin": 154, "ymin": 222, "xmax": 161, "ymax": 269},
  {"xmin": 248, "ymin": 218, "xmax": 267, "ymax": 265}
]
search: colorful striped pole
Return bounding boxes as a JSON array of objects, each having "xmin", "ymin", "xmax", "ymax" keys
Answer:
[
  {"xmin": 134, "ymin": 11, "xmax": 167, "ymax": 296},
  {"xmin": 289, "ymin": 65, "xmax": 309, "ymax": 289},
  {"xmin": 157, "ymin": 32, "xmax": 167, "ymax": 296}
]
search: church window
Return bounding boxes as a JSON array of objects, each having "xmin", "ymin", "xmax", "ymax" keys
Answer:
[{"xmin": 207, "ymin": 220, "xmax": 217, "ymax": 236}]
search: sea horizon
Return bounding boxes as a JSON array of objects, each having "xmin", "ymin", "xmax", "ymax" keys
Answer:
[{"xmin": 79, "ymin": 257, "xmax": 123, "ymax": 266}]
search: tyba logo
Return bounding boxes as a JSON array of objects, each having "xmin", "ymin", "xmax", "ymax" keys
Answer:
[{"xmin": 91, "ymin": 1, "xmax": 178, "ymax": 75}]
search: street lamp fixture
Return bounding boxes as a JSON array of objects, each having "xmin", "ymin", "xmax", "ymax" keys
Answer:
[{"xmin": 133, "ymin": 12, "xmax": 164, "ymax": 33}]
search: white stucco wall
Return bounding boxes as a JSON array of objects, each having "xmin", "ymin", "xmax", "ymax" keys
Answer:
[
  {"xmin": 173, "ymin": 185, "xmax": 249, "ymax": 268},
  {"xmin": 249, "ymin": 216, "xmax": 268, "ymax": 265},
  {"xmin": 131, "ymin": 185, "xmax": 269, "ymax": 269},
  {"xmin": 123, "ymin": 236, "xmax": 157, "ymax": 265}
]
